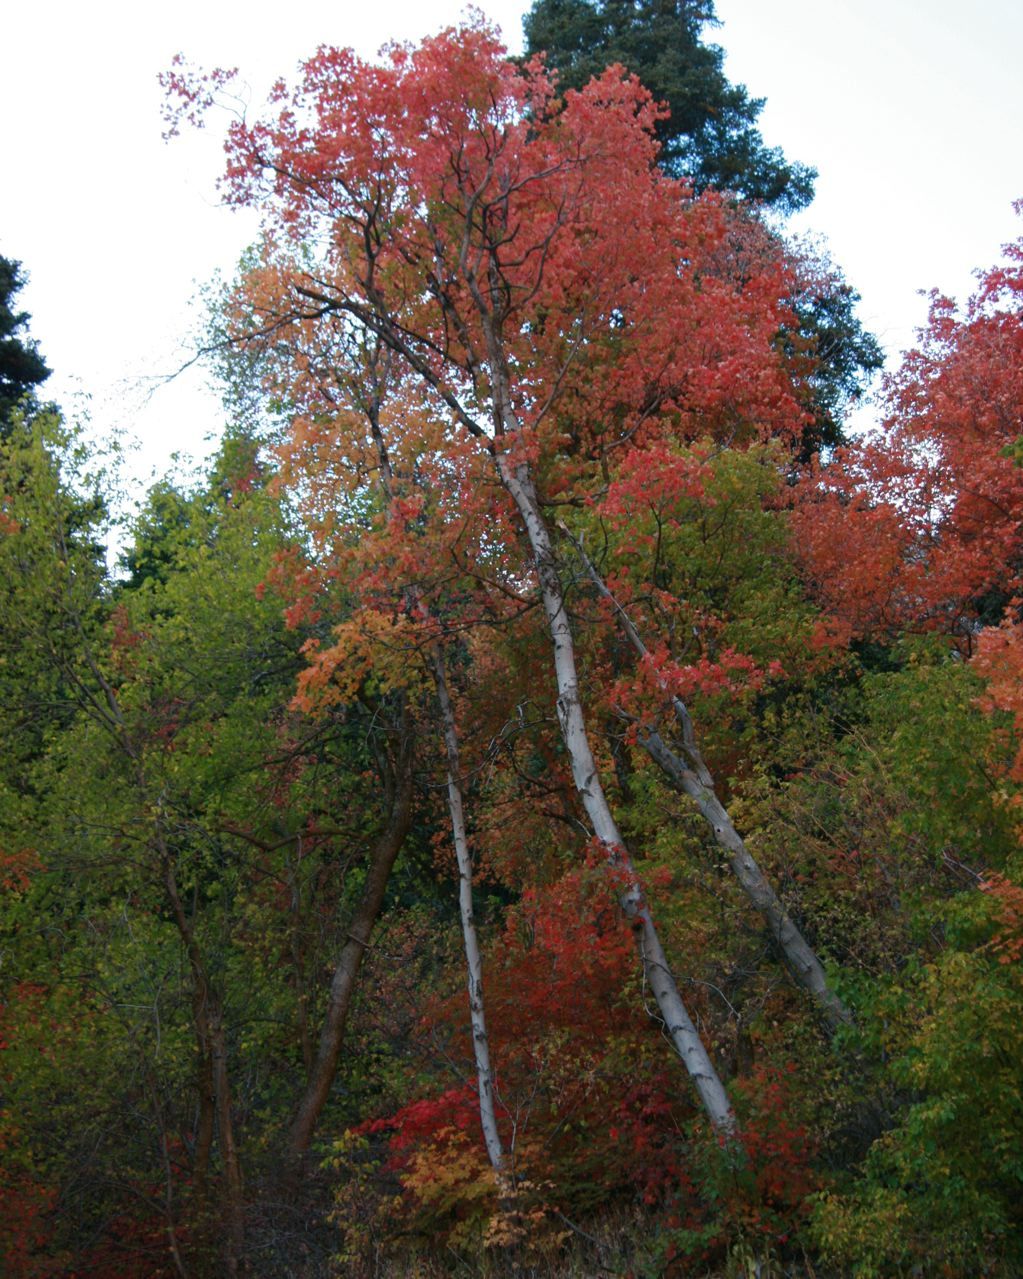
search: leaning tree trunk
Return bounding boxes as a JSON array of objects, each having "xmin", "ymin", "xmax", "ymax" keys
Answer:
[
  {"xmin": 495, "ymin": 453, "xmax": 735, "ymax": 1133},
  {"xmin": 429, "ymin": 647, "xmax": 508, "ymax": 1179},
  {"xmin": 362, "ymin": 368, "xmax": 508, "ymax": 1181},
  {"xmin": 285, "ymin": 735, "xmax": 414, "ymax": 1169},
  {"xmin": 565, "ymin": 530, "xmax": 852, "ymax": 1031}
]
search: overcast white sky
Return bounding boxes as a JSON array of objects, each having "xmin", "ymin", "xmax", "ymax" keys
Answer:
[{"xmin": 2, "ymin": 0, "xmax": 1021, "ymax": 492}]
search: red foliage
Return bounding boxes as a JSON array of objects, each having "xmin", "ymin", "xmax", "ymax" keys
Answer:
[
  {"xmin": 974, "ymin": 615, "xmax": 1023, "ymax": 782},
  {"xmin": 662, "ymin": 1066, "xmax": 818, "ymax": 1267},
  {"xmin": 363, "ymin": 1085, "xmax": 483, "ymax": 1161},
  {"xmin": 793, "ymin": 219, "xmax": 1023, "ymax": 646},
  {"xmin": 0, "ymin": 847, "xmax": 40, "ymax": 894},
  {"xmin": 167, "ymin": 20, "xmax": 806, "ymax": 502},
  {"xmin": 358, "ymin": 860, "xmax": 696, "ymax": 1221},
  {"xmin": 608, "ymin": 640, "xmax": 774, "ymax": 726},
  {"xmin": 0, "ymin": 1173, "xmax": 59, "ymax": 1278},
  {"xmin": 981, "ymin": 872, "xmax": 1023, "ymax": 964}
]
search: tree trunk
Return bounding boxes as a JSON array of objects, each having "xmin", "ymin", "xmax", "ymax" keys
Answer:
[
  {"xmin": 285, "ymin": 736, "xmax": 415, "ymax": 1168},
  {"xmin": 362, "ymin": 370, "xmax": 508, "ymax": 1179},
  {"xmin": 495, "ymin": 455, "xmax": 735, "ymax": 1132},
  {"xmin": 430, "ymin": 647, "xmax": 507, "ymax": 1178},
  {"xmin": 162, "ymin": 855, "xmax": 246, "ymax": 1275},
  {"xmin": 193, "ymin": 1047, "xmax": 215, "ymax": 1211},
  {"xmin": 642, "ymin": 729, "xmax": 850, "ymax": 1029},
  {"xmin": 209, "ymin": 1010, "xmax": 245, "ymax": 1276},
  {"xmin": 565, "ymin": 529, "xmax": 852, "ymax": 1030}
]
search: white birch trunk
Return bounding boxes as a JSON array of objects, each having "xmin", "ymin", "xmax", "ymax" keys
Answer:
[
  {"xmin": 642, "ymin": 729, "xmax": 850, "ymax": 1028},
  {"xmin": 495, "ymin": 454, "xmax": 735, "ymax": 1133},
  {"xmin": 368, "ymin": 383, "xmax": 511, "ymax": 1171},
  {"xmin": 565, "ymin": 530, "xmax": 852, "ymax": 1030},
  {"xmin": 365, "ymin": 386, "xmax": 508, "ymax": 1179},
  {"xmin": 430, "ymin": 648, "xmax": 508, "ymax": 1176}
]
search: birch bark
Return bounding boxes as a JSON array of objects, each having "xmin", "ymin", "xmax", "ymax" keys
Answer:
[
  {"xmin": 495, "ymin": 454, "xmax": 735, "ymax": 1132},
  {"xmin": 365, "ymin": 379, "xmax": 507, "ymax": 1180},
  {"xmin": 565, "ymin": 530, "xmax": 852, "ymax": 1030},
  {"xmin": 430, "ymin": 649, "xmax": 507, "ymax": 1177}
]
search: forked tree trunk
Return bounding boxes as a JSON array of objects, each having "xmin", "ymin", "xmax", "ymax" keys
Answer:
[
  {"xmin": 495, "ymin": 455, "xmax": 735, "ymax": 1132},
  {"xmin": 285, "ymin": 738, "xmax": 414, "ymax": 1169},
  {"xmin": 429, "ymin": 648, "xmax": 507, "ymax": 1178},
  {"xmin": 566, "ymin": 531, "xmax": 852, "ymax": 1030}
]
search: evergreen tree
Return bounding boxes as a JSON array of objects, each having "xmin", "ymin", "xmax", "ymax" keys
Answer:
[
  {"xmin": 0, "ymin": 256, "xmax": 50, "ymax": 429},
  {"xmin": 523, "ymin": 0, "xmax": 815, "ymax": 213}
]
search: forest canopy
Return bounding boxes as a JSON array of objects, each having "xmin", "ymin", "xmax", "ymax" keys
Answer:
[{"xmin": 1, "ymin": 15, "xmax": 1021, "ymax": 1279}]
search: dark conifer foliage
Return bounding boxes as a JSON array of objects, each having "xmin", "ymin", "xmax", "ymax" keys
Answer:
[
  {"xmin": 791, "ymin": 276, "xmax": 885, "ymax": 457},
  {"xmin": 523, "ymin": 0, "xmax": 816, "ymax": 213},
  {"xmin": 0, "ymin": 256, "xmax": 50, "ymax": 429}
]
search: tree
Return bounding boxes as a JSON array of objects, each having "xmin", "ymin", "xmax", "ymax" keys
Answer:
[
  {"xmin": 522, "ymin": 0, "xmax": 815, "ymax": 213},
  {"xmin": 1, "ymin": 421, "xmax": 431, "ymax": 1273},
  {"xmin": 786, "ymin": 250, "xmax": 884, "ymax": 457},
  {"xmin": 559, "ymin": 444, "xmax": 850, "ymax": 1028},
  {"xmin": 262, "ymin": 343, "xmax": 522, "ymax": 1192},
  {"xmin": 0, "ymin": 257, "xmax": 50, "ymax": 429},
  {"xmin": 792, "ymin": 220, "xmax": 1023, "ymax": 647},
  {"xmin": 163, "ymin": 18, "xmax": 842, "ymax": 1136},
  {"xmin": 520, "ymin": 2, "xmax": 882, "ymax": 456}
]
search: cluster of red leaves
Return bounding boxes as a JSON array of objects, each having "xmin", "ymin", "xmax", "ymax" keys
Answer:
[
  {"xmin": 729, "ymin": 1066, "xmax": 819, "ymax": 1231},
  {"xmin": 362, "ymin": 1085, "xmax": 482, "ymax": 1160},
  {"xmin": 0, "ymin": 1169, "xmax": 58, "ymax": 1279},
  {"xmin": 793, "ymin": 225, "xmax": 1023, "ymax": 646},
  {"xmin": 608, "ymin": 641, "xmax": 776, "ymax": 725},
  {"xmin": 493, "ymin": 855, "xmax": 639, "ymax": 1051},
  {"xmin": 108, "ymin": 603, "xmax": 147, "ymax": 676},
  {"xmin": 0, "ymin": 500, "xmax": 19, "ymax": 535},
  {"xmin": 973, "ymin": 616, "xmax": 1023, "ymax": 782},
  {"xmin": 256, "ymin": 546, "xmax": 323, "ymax": 631},
  {"xmin": 663, "ymin": 1066, "xmax": 818, "ymax": 1266},
  {"xmin": 354, "ymin": 859, "xmax": 695, "ymax": 1224},
  {"xmin": 600, "ymin": 443, "xmax": 712, "ymax": 533},
  {"xmin": 981, "ymin": 872, "xmax": 1023, "ymax": 964},
  {"xmin": 0, "ymin": 846, "xmax": 40, "ymax": 894}
]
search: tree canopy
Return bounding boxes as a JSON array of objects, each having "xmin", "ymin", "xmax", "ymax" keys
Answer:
[{"xmin": 1, "ymin": 21, "xmax": 1021, "ymax": 1279}]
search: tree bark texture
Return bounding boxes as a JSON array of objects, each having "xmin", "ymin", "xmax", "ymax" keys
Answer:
[
  {"xmin": 162, "ymin": 855, "xmax": 246, "ymax": 1275},
  {"xmin": 496, "ymin": 454, "xmax": 735, "ymax": 1133},
  {"xmin": 641, "ymin": 729, "xmax": 851, "ymax": 1029},
  {"xmin": 566, "ymin": 530, "xmax": 852, "ymax": 1030},
  {"xmin": 364, "ymin": 364, "xmax": 507, "ymax": 1176},
  {"xmin": 430, "ymin": 647, "xmax": 507, "ymax": 1177}
]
